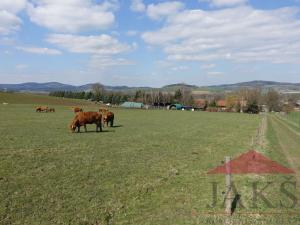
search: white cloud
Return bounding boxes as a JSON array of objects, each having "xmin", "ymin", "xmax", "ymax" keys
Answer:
[
  {"xmin": 0, "ymin": 0, "xmax": 27, "ymax": 13},
  {"xmin": 16, "ymin": 46, "xmax": 62, "ymax": 55},
  {"xmin": 0, "ymin": 11, "xmax": 21, "ymax": 35},
  {"xmin": 208, "ymin": 71, "xmax": 223, "ymax": 76},
  {"xmin": 0, "ymin": 37, "xmax": 15, "ymax": 45},
  {"xmin": 0, "ymin": 0, "xmax": 26, "ymax": 35},
  {"xmin": 130, "ymin": 0, "xmax": 145, "ymax": 12},
  {"xmin": 126, "ymin": 30, "xmax": 138, "ymax": 36},
  {"xmin": 47, "ymin": 34, "xmax": 132, "ymax": 55},
  {"xmin": 26, "ymin": 0, "xmax": 117, "ymax": 33},
  {"xmin": 199, "ymin": 0, "xmax": 247, "ymax": 7},
  {"xmin": 90, "ymin": 55, "xmax": 134, "ymax": 69},
  {"xmin": 146, "ymin": 1, "xmax": 185, "ymax": 20},
  {"xmin": 142, "ymin": 6, "xmax": 300, "ymax": 64},
  {"xmin": 171, "ymin": 65, "xmax": 189, "ymax": 71},
  {"xmin": 16, "ymin": 64, "xmax": 29, "ymax": 70},
  {"xmin": 201, "ymin": 63, "xmax": 216, "ymax": 69}
]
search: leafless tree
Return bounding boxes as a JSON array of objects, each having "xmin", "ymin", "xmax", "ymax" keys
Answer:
[{"xmin": 265, "ymin": 89, "xmax": 281, "ymax": 112}]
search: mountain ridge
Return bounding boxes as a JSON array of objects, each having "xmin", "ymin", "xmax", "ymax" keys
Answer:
[{"xmin": 1, "ymin": 80, "xmax": 300, "ymax": 93}]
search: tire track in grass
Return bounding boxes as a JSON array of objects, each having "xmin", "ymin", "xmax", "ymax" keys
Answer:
[
  {"xmin": 269, "ymin": 115, "xmax": 300, "ymax": 186},
  {"xmin": 273, "ymin": 115, "xmax": 300, "ymax": 136}
]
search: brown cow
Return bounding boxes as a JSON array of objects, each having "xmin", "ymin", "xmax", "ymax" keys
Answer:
[
  {"xmin": 73, "ymin": 107, "xmax": 83, "ymax": 113},
  {"xmin": 69, "ymin": 112, "xmax": 102, "ymax": 133},
  {"xmin": 103, "ymin": 111, "xmax": 114, "ymax": 127},
  {"xmin": 36, "ymin": 106, "xmax": 49, "ymax": 112}
]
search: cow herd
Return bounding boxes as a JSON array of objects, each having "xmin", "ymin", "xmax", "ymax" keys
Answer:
[
  {"xmin": 35, "ymin": 106, "xmax": 115, "ymax": 133},
  {"xmin": 36, "ymin": 106, "xmax": 55, "ymax": 112}
]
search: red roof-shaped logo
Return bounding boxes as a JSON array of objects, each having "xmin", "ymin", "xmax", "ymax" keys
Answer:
[{"xmin": 207, "ymin": 150, "xmax": 294, "ymax": 174}]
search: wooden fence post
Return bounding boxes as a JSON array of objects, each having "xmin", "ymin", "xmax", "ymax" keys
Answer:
[{"xmin": 225, "ymin": 156, "xmax": 232, "ymax": 215}]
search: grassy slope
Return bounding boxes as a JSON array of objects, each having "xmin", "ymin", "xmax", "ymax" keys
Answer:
[
  {"xmin": 263, "ymin": 115, "xmax": 300, "ymax": 223},
  {"xmin": 0, "ymin": 92, "xmax": 94, "ymax": 106},
  {"xmin": 285, "ymin": 112, "xmax": 300, "ymax": 129},
  {"xmin": 2, "ymin": 93, "xmax": 299, "ymax": 224}
]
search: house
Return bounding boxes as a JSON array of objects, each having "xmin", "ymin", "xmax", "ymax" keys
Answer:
[
  {"xmin": 216, "ymin": 100, "xmax": 226, "ymax": 108},
  {"xmin": 194, "ymin": 99, "xmax": 207, "ymax": 110},
  {"xmin": 215, "ymin": 100, "xmax": 226, "ymax": 112}
]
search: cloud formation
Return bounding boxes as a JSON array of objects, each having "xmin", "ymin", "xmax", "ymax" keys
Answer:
[
  {"xmin": 199, "ymin": 0, "xmax": 247, "ymax": 7},
  {"xmin": 130, "ymin": 0, "xmax": 145, "ymax": 12},
  {"xmin": 16, "ymin": 46, "xmax": 62, "ymax": 55},
  {"xmin": 146, "ymin": 1, "xmax": 185, "ymax": 20},
  {"xmin": 47, "ymin": 34, "xmax": 132, "ymax": 55},
  {"xmin": 27, "ymin": 0, "xmax": 117, "ymax": 33},
  {"xmin": 142, "ymin": 6, "xmax": 300, "ymax": 64},
  {"xmin": 0, "ymin": 0, "xmax": 26, "ymax": 35},
  {"xmin": 130, "ymin": 0, "xmax": 185, "ymax": 20},
  {"xmin": 90, "ymin": 55, "xmax": 134, "ymax": 69}
]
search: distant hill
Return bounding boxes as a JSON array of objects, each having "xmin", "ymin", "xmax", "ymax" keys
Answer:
[
  {"xmin": 205, "ymin": 80, "xmax": 300, "ymax": 93},
  {"xmin": 0, "ymin": 82, "xmax": 77, "ymax": 92},
  {"xmin": 162, "ymin": 83, "xmax": 199, "ymax": 91},
  {"xmin": 1, "ymin": 80, "xmax": 300, "ymax": 93},
  {"xmin": 0, "ymin": 82, "xmax": 152, "ymax": 93}
]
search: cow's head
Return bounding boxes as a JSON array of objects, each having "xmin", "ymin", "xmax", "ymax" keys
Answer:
[
  {"xmin": 69, "ymin": 121, "xmax": 77, "ymax": 132},
  {"xmin": 103, "ymin": 114, "xmax": 108, "ymax": 122}
]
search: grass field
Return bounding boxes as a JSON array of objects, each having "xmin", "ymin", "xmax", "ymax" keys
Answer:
[
  {"xmin": 0, "ymin": 92, "xmax": 95, "ymax": 106},
  {"xmin": 285, "ymin": 112, "xmax": 300, "ymax": 128},
  {"xmin": 1, "ymin": 93, "xmax": 300, "ymax": 224}
]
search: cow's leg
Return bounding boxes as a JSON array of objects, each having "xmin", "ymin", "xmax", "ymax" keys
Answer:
[
  {"xmin": 99, "ymin": 121, "xmax": 103, "ymax": 132},
  {"xmin": 84, "ymin": 124, "xmax": 87, "ymax": 132},
  {"xmin": 110, "ymin": 119, "xmax": 114, "ymax": 127},
  {"xmin": 77, "ymin": 126, "xmax": 80, "ymax": 133}
]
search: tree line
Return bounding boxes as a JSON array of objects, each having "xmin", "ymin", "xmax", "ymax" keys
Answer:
[
  {"xmin": 49, "ymin": 83, "xmax": 195, "ymax": 106},
  {"xmin": 49, "ymin": 83, "xmax": 298, "ymax": 113},
  {"xmin": 49, "ymin": 83, "xmax": 129, "ymax": 105}
]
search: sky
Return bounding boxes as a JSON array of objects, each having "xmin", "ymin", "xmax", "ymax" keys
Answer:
[{"xmin": 1, "ymin": 0, "xmax": 300, "ymax": 87}]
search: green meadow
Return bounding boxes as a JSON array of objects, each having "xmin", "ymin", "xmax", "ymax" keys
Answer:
[{"xmin": 0, "ymin": 93, "xmax": 300, "ymax": 224}]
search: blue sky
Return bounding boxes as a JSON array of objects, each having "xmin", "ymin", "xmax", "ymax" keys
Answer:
[{"xmin": 0, "ymin": 0, "xmax": 300, "ymax": 87}]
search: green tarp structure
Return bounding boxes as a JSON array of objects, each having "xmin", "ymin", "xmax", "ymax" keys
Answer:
[
  {"xmin": 169, "ymin": 104, "xmax": 183, "ymax": 110},
  {"xmin": 120, "ymin": 102, "xmax": 144, "ymax": 108}
]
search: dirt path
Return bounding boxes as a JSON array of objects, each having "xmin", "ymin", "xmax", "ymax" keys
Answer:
[
  {"xmin": 255, "ymin": 113, "xmax": 268, "ymax": 151},
  {"xmin": 269, "ymin": 115, "xmax": 300, "ymax": 186}
]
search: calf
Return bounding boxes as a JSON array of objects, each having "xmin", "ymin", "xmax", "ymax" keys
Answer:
[
  {"xmin": 69, "ymin": 112, "xmax": 102, "ymax": 133},
  {"xmin": 103, "ymin": 111, "xmax": 114, "ymax": 127}
]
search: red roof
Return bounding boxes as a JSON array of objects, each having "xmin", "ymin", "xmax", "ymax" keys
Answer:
[
  {"xmin": 207, "ymin": 150, "xmax": 294, "ymax": 174},
  {"xmin": 217, "ymin": 100, "xmax": 226, "ymax": 107}
]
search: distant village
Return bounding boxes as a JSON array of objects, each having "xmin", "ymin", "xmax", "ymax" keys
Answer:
[{"xmin": 48, "ymin": 83, "xmax": 300, "ymax": 114}]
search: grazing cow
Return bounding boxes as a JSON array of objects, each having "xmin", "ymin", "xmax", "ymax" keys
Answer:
[
  {"xmin": 69, "ymin": 112, "xmax": 102, "ymax": 133},
  {"xmin": 36, "ymin": 106, "xmax": 49, "ymax": 112},
  {"xmin": 73, "ymin": 107, "xmax": 83, "ymax": 113},
  {"xmin": 103, "ymin": 111, "xmax": 114, "ymax": 127}
]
